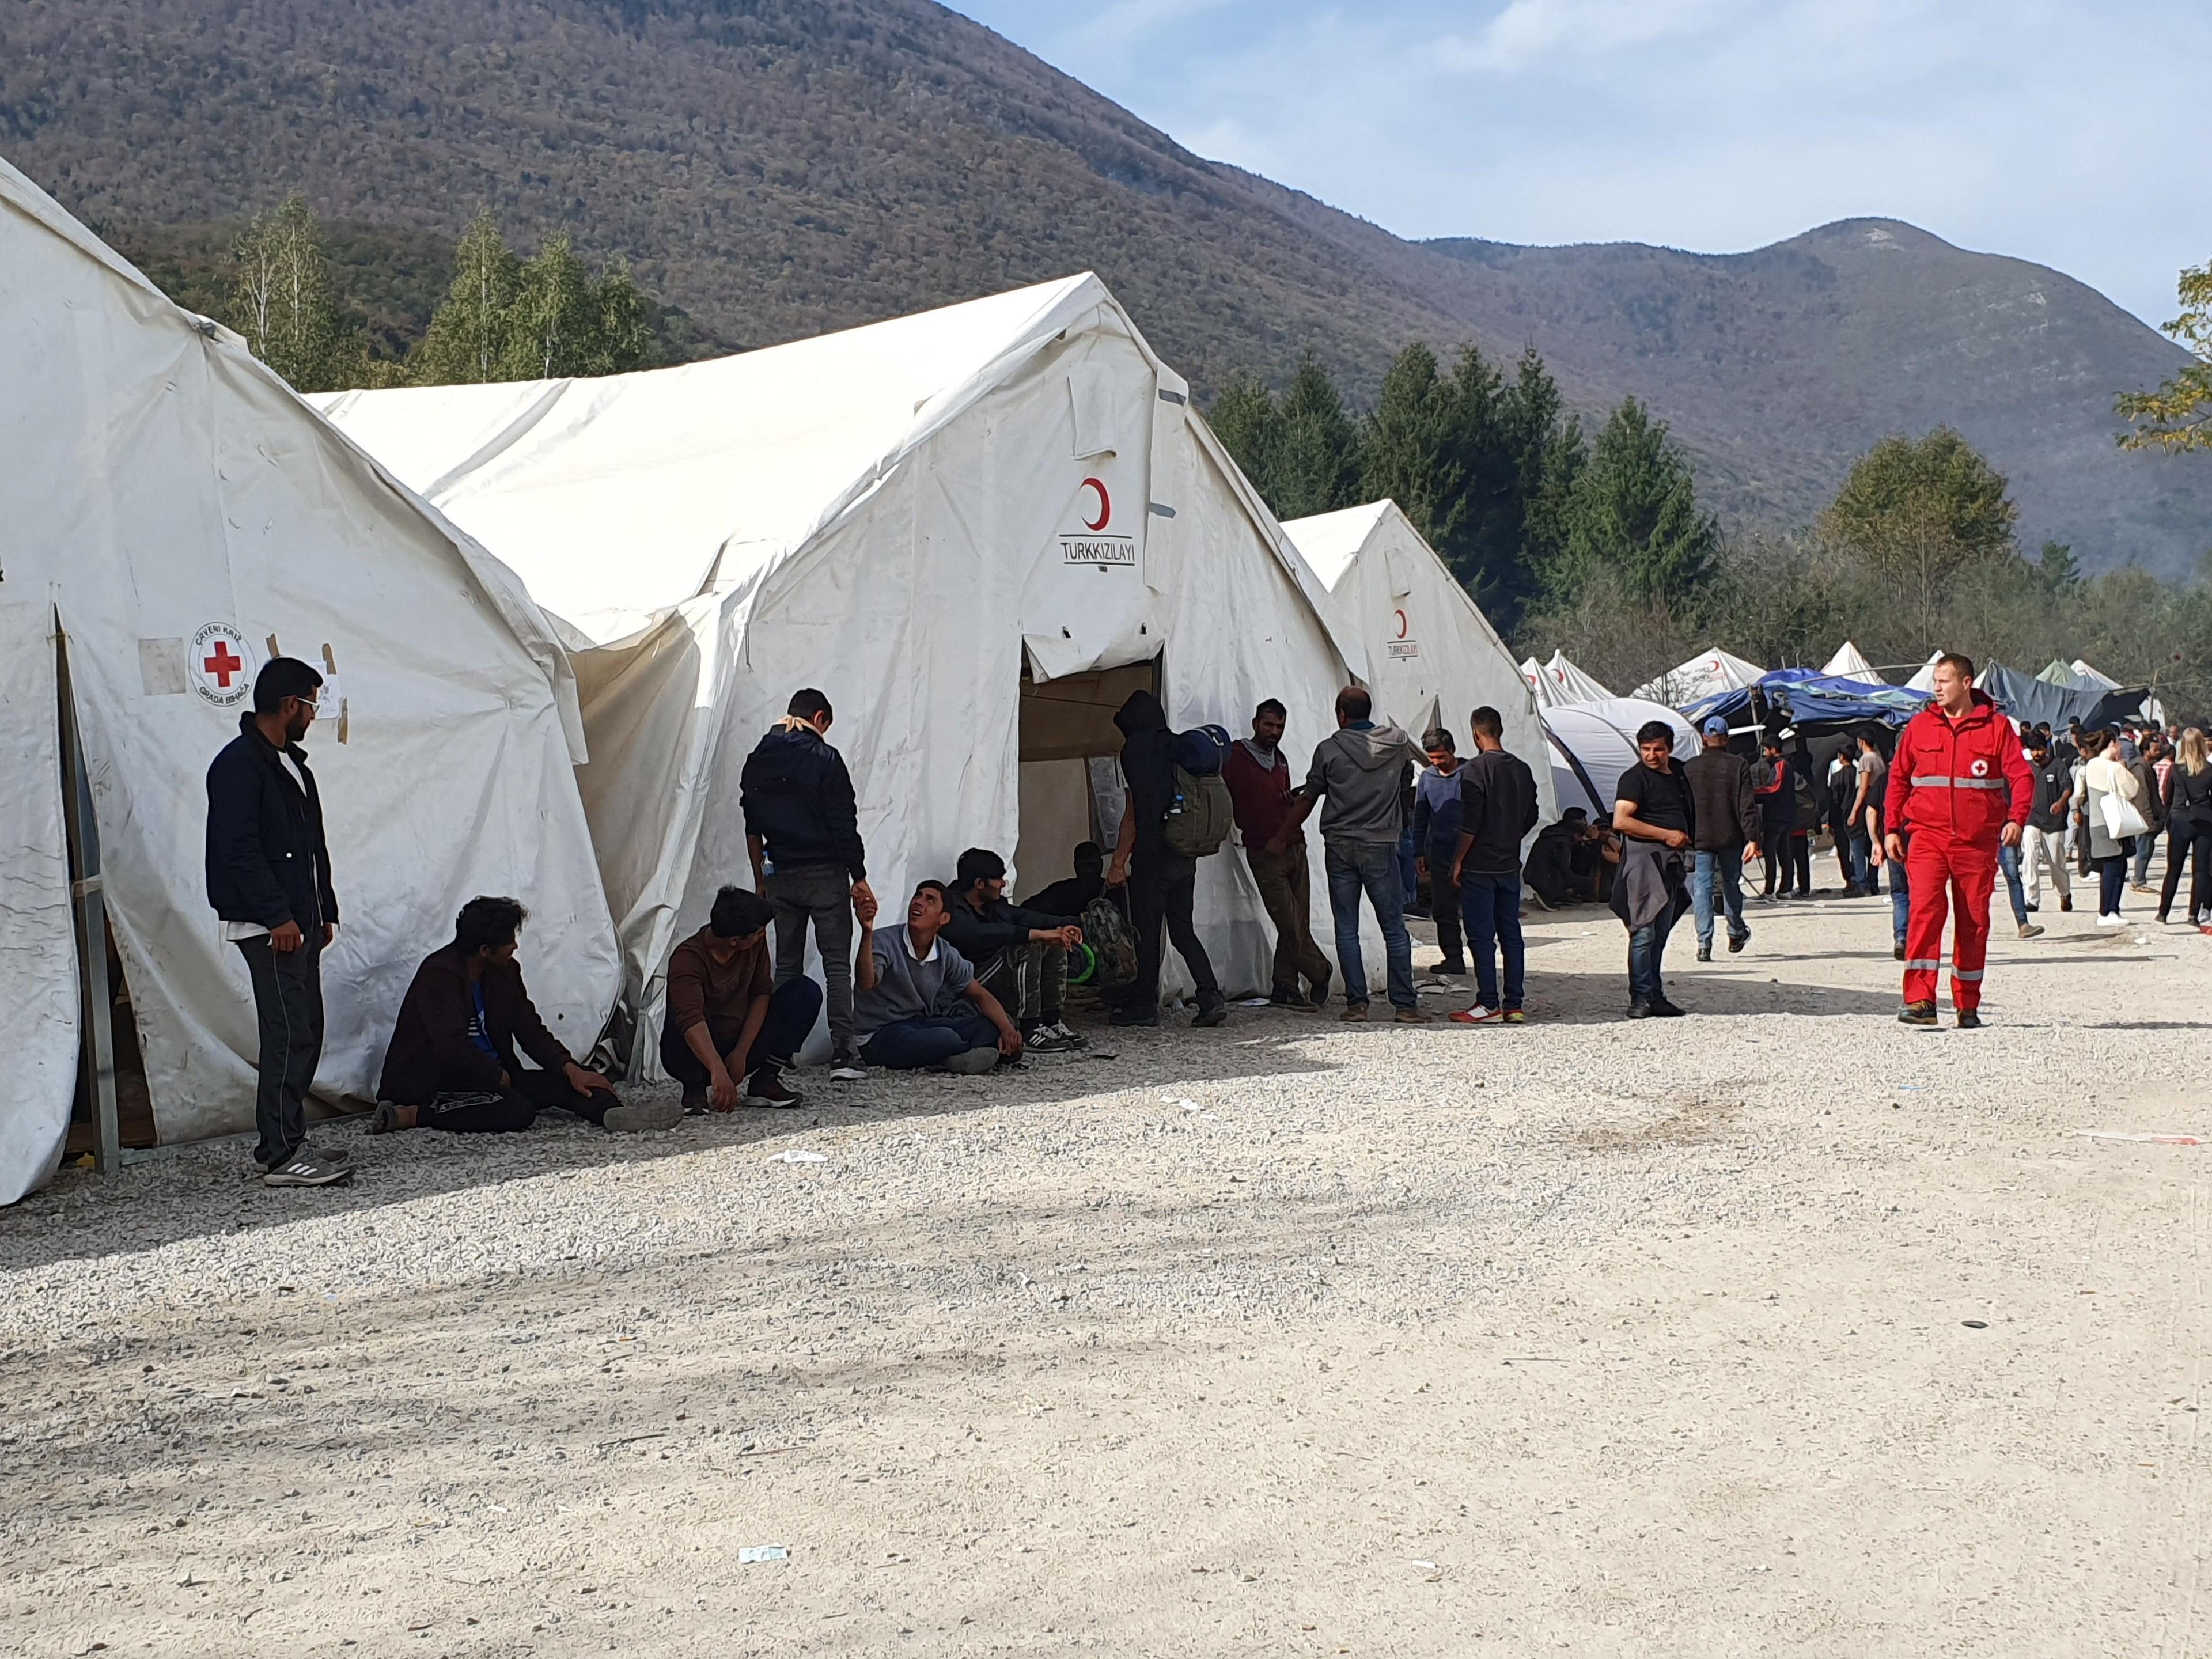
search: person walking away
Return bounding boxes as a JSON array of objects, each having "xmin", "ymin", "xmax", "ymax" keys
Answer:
[
  {"xmin": 1683, "ymin": 715, "xmax": 1760, "ymax": 962},
  {"xmin": 1613, "ymin": 722, "xmax": 1696, "ymax": 1017},
  {"xmin": 372, "ymin": 897, "xmax": 656, "ymax": 1133},
  {"xmin": 2158, "ymin": 728, "xmax": 2212, "ymax": 929},
  {"xmin": 1411, "ymin": 728, "xmax": 1468, "ymax": 977},
  {"xmin": 1445, "ymin": 706, "xmax": 1540, "ymax": 1024},
  {"xmin": 205, "ymin": 656, "xmax": 349, "ymax": 1187},
  {"xmin": 741, "ymin": 688, "xmax": 874, "ymax": 1080},
  {"xmin": 944, "ymin": 847, "xmax": 1087, "ymax": 1052},
  {"xmin": 2021, "ymin": 733, "xmax": 2073, "ymax": 915},
  {"xmin": 660, "ymin": 885, "xmax": 823, "ymax": 1112},
  {"xmin": 2078, "ymin": 729, "xmax": 2146, "ymax": 926},
  {"xmin": 1105, "ymin": 690, "xmax": 1226, "ymax": 1028},
  {"xmin": 1884, "ymin": 654, "xmax": 2031, "ymax": 1028},
  {"xmin": 851, "ymin": 882, "xmax": 1024, "ymax": 1071},
  {"xmin": 1788, "ymin": 739, "xmax": 1819, "ymax": 896},
  {"xmin": 1224, "ymin": 699, "xmax": 1331, "ymax": 1010},
  {"xmin": 1849, "ymin": 735, "xmax": 1884, "ymax": 893},
  {"xmin": 1753, "ymin": 739, "xmax": 1794, "ymax": 899},
  {"xmin": 2130, "ymin": 737, "xmax": 2168, "ymax": 891},
  {"xmin": 1825, "ymin": 748, "xmax": 1863, "ymax": 894},
  {"xmin": 1275, "ymin": 686, "xmax": 1428, "ymax": 1023}
]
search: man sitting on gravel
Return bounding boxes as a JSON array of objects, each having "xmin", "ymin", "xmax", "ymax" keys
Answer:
[
  {"xmin": 851, "ymin": 881, "xmax": 1025, "ymax": 1073},
  {"xmin": 943, "ymin": 848, "xmax": 1087, "ymax": 1054},
  {"xmin": 372, "ymin": 897, "xmax": 673, "ymax": 1134},
  {"xmin": 660, "ymin": 885, "xmax": 823, "ymax": 1113}
]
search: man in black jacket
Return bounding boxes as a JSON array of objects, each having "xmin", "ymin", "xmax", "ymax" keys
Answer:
[
  {"xmin": 204, "ymin": 657, "xmax": 349, "ymax": 1187},
  {"xmin": 1104, "ymin": 689, "xmax": 1225, "ymax": 1029},
  {"xmin": 1445, "ymin": 706, "xmax": 1540, "ymax": 1024},
  {"xmin": 945, "ymin": 848, "xmax": 1086, "ymax": 1052},
  {"xmin": 741, "ymin": 688, "xmax": 875, "ymax": 1080},
  {"xmin": 1683, "ymin": 715, "xmax": 1762, "ymax": 961}
]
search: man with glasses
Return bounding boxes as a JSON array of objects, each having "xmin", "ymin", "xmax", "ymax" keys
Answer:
[{"xmin": 206, "ymin": 656, "xmax": 350, "ymax": 1186}]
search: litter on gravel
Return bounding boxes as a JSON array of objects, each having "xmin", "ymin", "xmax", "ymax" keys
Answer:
[
  {"xmin": 738, "ymin": 1545, "xmax": 789, "ymax": 1564},
  {"xmin": 766, "ymin": 1150, "xmax": 830, "ymax": 1164},
  {"xmin": 2075, "ymin": 1130, "xmax": 2203, "ymax": 1146}
]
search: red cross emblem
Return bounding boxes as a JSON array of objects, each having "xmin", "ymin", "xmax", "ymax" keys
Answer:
[
  {"xmin": 203, "ymin": 639, "xmax": 243, "ymax": 688},
  {"xmin": 190, "ymin": 623, "xmax": 255, "ymax": 707}
]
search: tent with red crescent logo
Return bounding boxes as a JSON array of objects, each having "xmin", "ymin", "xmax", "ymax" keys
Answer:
[
  {"xmin": 0, "ymin": 154, "xmax": 619, "ymax": 1200},
  {"xmin": 315, "ymin": 274, "xmax": 1368, "ymax": 1068},
  {"xmin": 1630, "ymin": 646, "xmax": 1766, "ymax": 709}
]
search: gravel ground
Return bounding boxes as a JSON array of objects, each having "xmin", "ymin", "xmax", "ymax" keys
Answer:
[{"xmin": 3, "ymin": 891, "xmax": 2206, "ymax": 1657}]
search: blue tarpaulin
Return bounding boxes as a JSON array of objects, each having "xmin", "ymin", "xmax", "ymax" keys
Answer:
[{"xmin": 1683, "ymin": 668, "xmax": 1930, "ymax": 730}]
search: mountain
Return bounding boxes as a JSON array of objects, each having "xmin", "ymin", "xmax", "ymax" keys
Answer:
[{"xmin": 4, "ymin": 0, "xmax": 2203, "ymax": 574}]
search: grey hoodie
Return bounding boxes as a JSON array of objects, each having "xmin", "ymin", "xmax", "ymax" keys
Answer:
[{"xmin": 1301, "ymin": 719, "xmax": 1424, "ymax": 847}]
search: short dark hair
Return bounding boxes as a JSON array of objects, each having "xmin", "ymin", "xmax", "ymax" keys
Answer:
[
  {"xmin": 709, "ymin": 884, "xmax": 774, "ymax": 939},
  {"xmin": 1254, "ymin": 698, "xmax": 1286, "ymax": 720},
  {"xmin": 955, "ymin": 847, "xmax": 1006, "ymax": 887},
  {"xmin": 1636, "ymin": 720, "xmax": 1676, "ymax": 749},
  {"xmin": 1935, "ymin": 652, "xmax": 1976, "ymax": 680},
  {"xmin": 787, "ymin": 687, "xmax": 832, "ymax": 722},
  {"xmin": 1422, "ymin": 726, "xmax": 1455, "ymax": 753},
  {"xmin": 1561, "ymin": 807, "xmax": 1588, "ymax": 823},
  {"xmin": 1469, "ymin": 705, "xmax": 1503, "ymax": 740},
  {"xmin": 253, "ymin": 656, "xmax": 323, "ymax": 714},
  {"xmin": 456, "ymin": 895, "xmax": 526, "ymax": 956},
  {"xmin": 912, "ymin": 879, "xmax": 949, "ymax": 907},
  {"xmin": 1335, "ymin": 685, "xmax": 1372, "ymax": 722},
  {"xmin": 1072, "ymin": 840, "xmax": 1104, "ymax": 868}
]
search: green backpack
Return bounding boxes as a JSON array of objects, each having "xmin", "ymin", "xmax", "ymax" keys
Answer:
[{"xmin": 1164, "ymin": 766, "xmax": 1234, "ymax": 858}]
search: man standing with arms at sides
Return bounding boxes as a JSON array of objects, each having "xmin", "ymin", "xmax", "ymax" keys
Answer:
[
  {"xmin": 1752, "ymin": 737, "xmax": 1794, "ymax": 900},
  {"xmin": 206, "ymin": 657, "xmax": 350, "ymax": 1187},
  {"xmin": 1225, "ymin": 699, "xmax": 1332, "ymax": 1012},
  {"xmin": 1275, "ymin": 686, "xmax": 1429, "ymax": 1024},
  {"xmin": 1612, "ymin": 721, "xmax": 1696, "ymax": 1018},
  {"xmin": 1445, "ymin": 706, "xmax": 1539, "ymax": 1024},
  {"xmin": 1411, "ymin": 728, "xmax": 1467, "ymax": 979},
  {"xmin": 741, "ymin": 688, "xmax": 874, "ymax": 1081},
  {"xmin": 1683, "ymin": 716, "xmax": 1760, "ymax": 963},
  {"xmin": 2020, "ymin": 730, "xmax": 2073, "ymax": 917},
  {"xmin": 1885, "ymin": 654, "xmax": 2032, "ymax": 1029}
]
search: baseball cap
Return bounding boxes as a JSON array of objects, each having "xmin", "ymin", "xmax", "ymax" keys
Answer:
[{"xmin": 1701, "ymin": 715, "xmax": 1729, "ymax": 736}]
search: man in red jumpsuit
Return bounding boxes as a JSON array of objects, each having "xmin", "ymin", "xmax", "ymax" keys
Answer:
[{"xmin": 1883, "ymin": 653, "xmax": 2032, "ymax": 1029}]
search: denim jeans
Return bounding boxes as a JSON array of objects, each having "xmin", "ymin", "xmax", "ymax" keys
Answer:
[
  {"xmin": 1627, "ymin": 903, "xmax": 1679, "ymax": 1006},
  {"xmin": 2098, "ymin": 854, "xmax": 2127, "ymax": 916},
  {"xmin": 1850, "ymin": 830, "xmax": 1873, "ymax": 890},
  {"xmin": 858, "ymin": 1009, "xmax": 1001, "ymax": 1070},
  {"xmin": 1889, "ymin": 850, "xmax": 1911, "ymax": 945},
  {"xmin": 1397, "ymin": 822, "xmax": 1420, "ymax": 911},
  {"xmin": 768, "ymin": 862, "xmax": 856, "ymax": 1062},
  {"xmin": 1997, "ymin": 842, "xmax": 2029, "ymax": 926},
  {"xmin": 1325, "ymin": 839, "xmax": 1415, "ymax": 1010},
  {"xmin": 2133, "ymin": 832, "xmax": 2159, "ymax": 887},
  {"xmin": 1691, "ymin": 847, "xmax": 1748, "ymax": 948},
  {"xmin": 1460, "ymin": 868, "xmax": 1524, "ymax": 1011}
]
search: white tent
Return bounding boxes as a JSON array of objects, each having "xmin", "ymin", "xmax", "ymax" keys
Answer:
[
  {"xmin": 316, "ymin": 275, "xmax": 1361, "ymax": 1064},
  {"xmin": 1541, "ymin": 699, "xmax": 1699, "ymax": 821},
  {"xmin": 1821, "ymin": 641, "xmax": 1880, "ymax": 681},
  {"xmin": 2069, "ymin": 659, "xmax": 2122, "ymax": 690},
  {"xmin": 0, "ymin": 156, "xmax": 619, "ymax": 1201},
  {"xmin": 1631, "ymin": 647, "xmax": 1764, "ymax": 708},
  {"xmin": 1519, "ymin": 650, "xmax": 1615, "ymax": 710},
  {"xmin": 1286, "ymin": 500, "xmax": 1555, "ymax": 821}
]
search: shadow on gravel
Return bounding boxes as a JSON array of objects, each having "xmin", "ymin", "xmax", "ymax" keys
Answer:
[{"xmin": 1517, "ymin": 965, "xmax": 1903, "ymax": 1022}]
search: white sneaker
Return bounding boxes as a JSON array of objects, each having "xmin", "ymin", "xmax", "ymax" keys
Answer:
[{"xmin": 2096, "ymin": 913, "xmax": 2125, "ymax": 927}]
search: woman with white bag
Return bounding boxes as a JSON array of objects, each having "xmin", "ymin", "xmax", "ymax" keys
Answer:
[{"xmin": 2080, "ymin": 729, "xmax": 2150, "ymax": 926}]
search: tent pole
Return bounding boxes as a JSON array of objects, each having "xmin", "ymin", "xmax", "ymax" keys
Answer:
[{"xmin": 56, "ymin": 625, "xmax": 122, "ymax": 1175}]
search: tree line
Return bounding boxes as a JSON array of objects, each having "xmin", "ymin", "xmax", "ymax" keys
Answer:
[{"xmin": 222, "ymin": 196, "xmax": 661, "ymax": 392}]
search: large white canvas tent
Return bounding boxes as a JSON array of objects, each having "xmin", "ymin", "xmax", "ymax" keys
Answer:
[
  {"xmin": 1541, "ymin": 699, "xmax": 1698, "ymax": 821},
  {"xmin": 1905, "ymin": 653, "xmax": 1944, "ymax": 694},
  {"xmin": 1632, "ymin": 647, "xmax": 1764, "ymax": 708},
  {"xmin": 316, "ymin": 275, "xmax": 1361, "ymax": 1067},
  {"xmin": 1520, "ymin": 650, "xmax": 1615, "ymax": 710},
  {"xmin": 0, "ymin": 156, "xmax": 619, "ymax": 1202},
  {"xmin": 1822, "ymin": 641, "xmax": 1880, "ymax": 681},
  {"xmin": 1286, "ymin": 500, "xmax": 1555, "ymax": 823}
]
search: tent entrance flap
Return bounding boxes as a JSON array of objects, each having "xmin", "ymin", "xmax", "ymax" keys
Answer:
[
  {"xmin": 1017, "ymin": 658, "xmax": 1159, "ymax": 763},
  {"xmin": 1014, "ymin": 658, "xmax": 1157, "ymax": 896}
]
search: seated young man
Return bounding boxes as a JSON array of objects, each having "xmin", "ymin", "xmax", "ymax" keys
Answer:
[
  {"xmin": 373, "ymin": 896, "xmax": 673, "ymax": 1134},
  {"xmin": 660, "ymin": 885, "xmax": 824, "ymax": 1112},
  {"xmin": 1017, "ymin": 840, "xmax": 1106, "ymax": 919},
  {"xmin": 852, "ymin": 881, "xmax": 1024, "ymax": 1073},
  {"xmin": 942, "ymin": 847, "xmax": 1088, "ymax": 1052}
]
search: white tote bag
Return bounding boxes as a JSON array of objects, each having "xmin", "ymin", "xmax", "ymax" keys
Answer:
[{"xmin": 2100, "ymin": 789, "xmax": 2151, "ymax": 842}]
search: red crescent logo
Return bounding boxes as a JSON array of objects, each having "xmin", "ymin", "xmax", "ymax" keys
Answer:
[
  {"xmin": 1395, "ymin": 609, "xmax": 1410, "ymax": 640},
  {"xmin": 1080, "ymin": 477, "xmax": 1111, "ymax": 532}
]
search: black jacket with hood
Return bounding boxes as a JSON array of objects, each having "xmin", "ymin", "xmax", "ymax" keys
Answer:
[
  {"xmin": 204, "ymin": 711, "xmax": 338, "ymax": 935},
  {"xmin": 1114, "ymin": 690, "xmax": 1178, "ymax": 857},
  {"xmin": 739, "ymin": 721, "xmax": 867, "ymax": 879}
]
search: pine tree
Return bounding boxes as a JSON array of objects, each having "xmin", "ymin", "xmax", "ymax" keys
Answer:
[
  {"xmin": 1360, "ymin": 342, "xmax": 1463, "ymax": 546},
  {"xmin": 1207, "ymin": 373, "xmax": 1285, "ymax": 507},
  {"xmin": 1556, "ymin": 398, "xmax": 1717, "ymax": 607},
  {"xmin": 226, "ymin": 194, "xmax": 357, "ymax": 392},
  {"xmin": 1273, "ymin": 351, "xmax": 1362, "ymax": 519}
]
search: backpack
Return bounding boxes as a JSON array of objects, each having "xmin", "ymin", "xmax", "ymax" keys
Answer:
[
  {"xmin": 1169, "ymin": 724, "xmax": 1232, "ymax": 777},
  {"xmin": 1077, "ymin": 892, "xmax": 1139, "ymax": 990},
  {"xmin": 1165, "ymin": 765, "xmax": 1234, "ymax": 857}
]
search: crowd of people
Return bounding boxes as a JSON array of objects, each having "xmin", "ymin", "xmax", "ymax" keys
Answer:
[{"xmin": 206, "ymin": 652, "xmax": 2209, "ymax": 1188}]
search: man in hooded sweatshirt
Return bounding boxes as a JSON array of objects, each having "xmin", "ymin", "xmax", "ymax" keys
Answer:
[
  {"xmin": 1277, "ymin": 686, "xmax": 1429, "ymax": 1022},
  {"xmin": 1105, "ymin": 688, "xmax": 1227, "ymax": 1028}
]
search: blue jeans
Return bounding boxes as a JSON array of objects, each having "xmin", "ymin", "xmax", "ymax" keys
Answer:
[
  {"xmin": 1397, "ymin": 822, "xmax": 1420, "ymax": 911},
  {"xmin": 1691, "ymin": 847, "xmax": 1749, "ymax": 948},
  {"xmin": 1997, "ymin": 843, "xmax": 2029, "ymax": 926},
  {"xmin": 1325, "ymin": 840, "xmax": 1416, "ymax": 1010},
  {"xmin": 1628, "ymin": 904, "xmax": 1679, "ymax": 1006},
  {"xmin": 1889, "ymin": 852, "xmax": 1911, "ymax": 945},
  {"xmin": 858, "ymin": 1009, "xmax": 1000, "ymax": 1070},
  {"xmin": 1460, "ymin": 867, "xmax": 1525, "ymax": 1011},
  {"xmin": 1850, "ymin": 830, "xmax": 1873, "ymax": 889}
]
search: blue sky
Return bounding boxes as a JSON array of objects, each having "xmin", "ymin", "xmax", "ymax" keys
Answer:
[{"xmin": 946, "ymin": 0, "xmax": 2209, "ymax": 331}]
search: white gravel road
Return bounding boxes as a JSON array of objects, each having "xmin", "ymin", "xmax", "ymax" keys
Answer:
[{"xmin": 3, "ymin": 890, "xmax": 2206, "ymax": 1657}]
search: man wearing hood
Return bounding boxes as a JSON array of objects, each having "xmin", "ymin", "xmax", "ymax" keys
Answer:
[
  {"xmin": 1277, "ymin": 686, "xmax": 1429, "ymax": 1022},
  {"xmin": 1884, "ymin": 654, "xmax": 2032, "ymax": 1029},
  {"xmin": 1105, "ymin": 688, "xmax": 1227, "ymax": 1028},
  {"xmin": 740, "ymin": 688, "xmax": 874, "ymax": 1077}
]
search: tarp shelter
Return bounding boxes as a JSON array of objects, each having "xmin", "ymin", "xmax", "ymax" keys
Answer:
[
  {"xmin": 1541, "ymin": 699, "xmax": 1698, "ymax": 821},
  {"xmin": 1632, "ymin": 647, "xmax": 1764, "ymax": 709},
  {"xmin": 0, "ymin": 154, "xmax": 619, "ymax": 1203},
  {"xmin": 1822, "ymin": 641, "xmax": 1880, "ymax": 681},
  {"xmin": 1683, "ymin": 669, "xmax": 1929, "ymax": 734},
  {"xmin": 1286, "ymin": 501, "xmax": 1555, "ymax": 824},
  {"xmin": 1520, "ymin": 650, "xmax": 1615, "ymax": 709},
  {"xmin": 1977, "ymin": 662, "xmax": 2147, "ymax": 733},
  {"xmin": 316, "ymin": 275, "xmax": 1362, "ymax": 1069}
]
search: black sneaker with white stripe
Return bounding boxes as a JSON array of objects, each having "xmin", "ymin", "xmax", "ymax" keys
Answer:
[{"xmin": 262, "ymin": 1149, "xmax": 353, "ymax": 1187}]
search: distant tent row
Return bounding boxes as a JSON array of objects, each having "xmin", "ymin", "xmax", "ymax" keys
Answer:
[{"xmin": 1520, "ymin": 650, "xmax": 1615, "ymax": 709}]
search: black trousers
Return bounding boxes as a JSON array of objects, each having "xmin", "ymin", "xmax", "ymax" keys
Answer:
[
  {"xmin": 1427, "ymin": 839, "xmax": 1464, "ymax": 965},
  {"xmin": 1125, "ymin": 850, "xmax": 1219, "ymax": 1009},
  {"xmin": 418, "ymin": 1067, "xmax": 620, "ymax": 1134},
  {"xmin": 235, "ymin": 935, "xmax": 324, "ymax": 1169}
]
